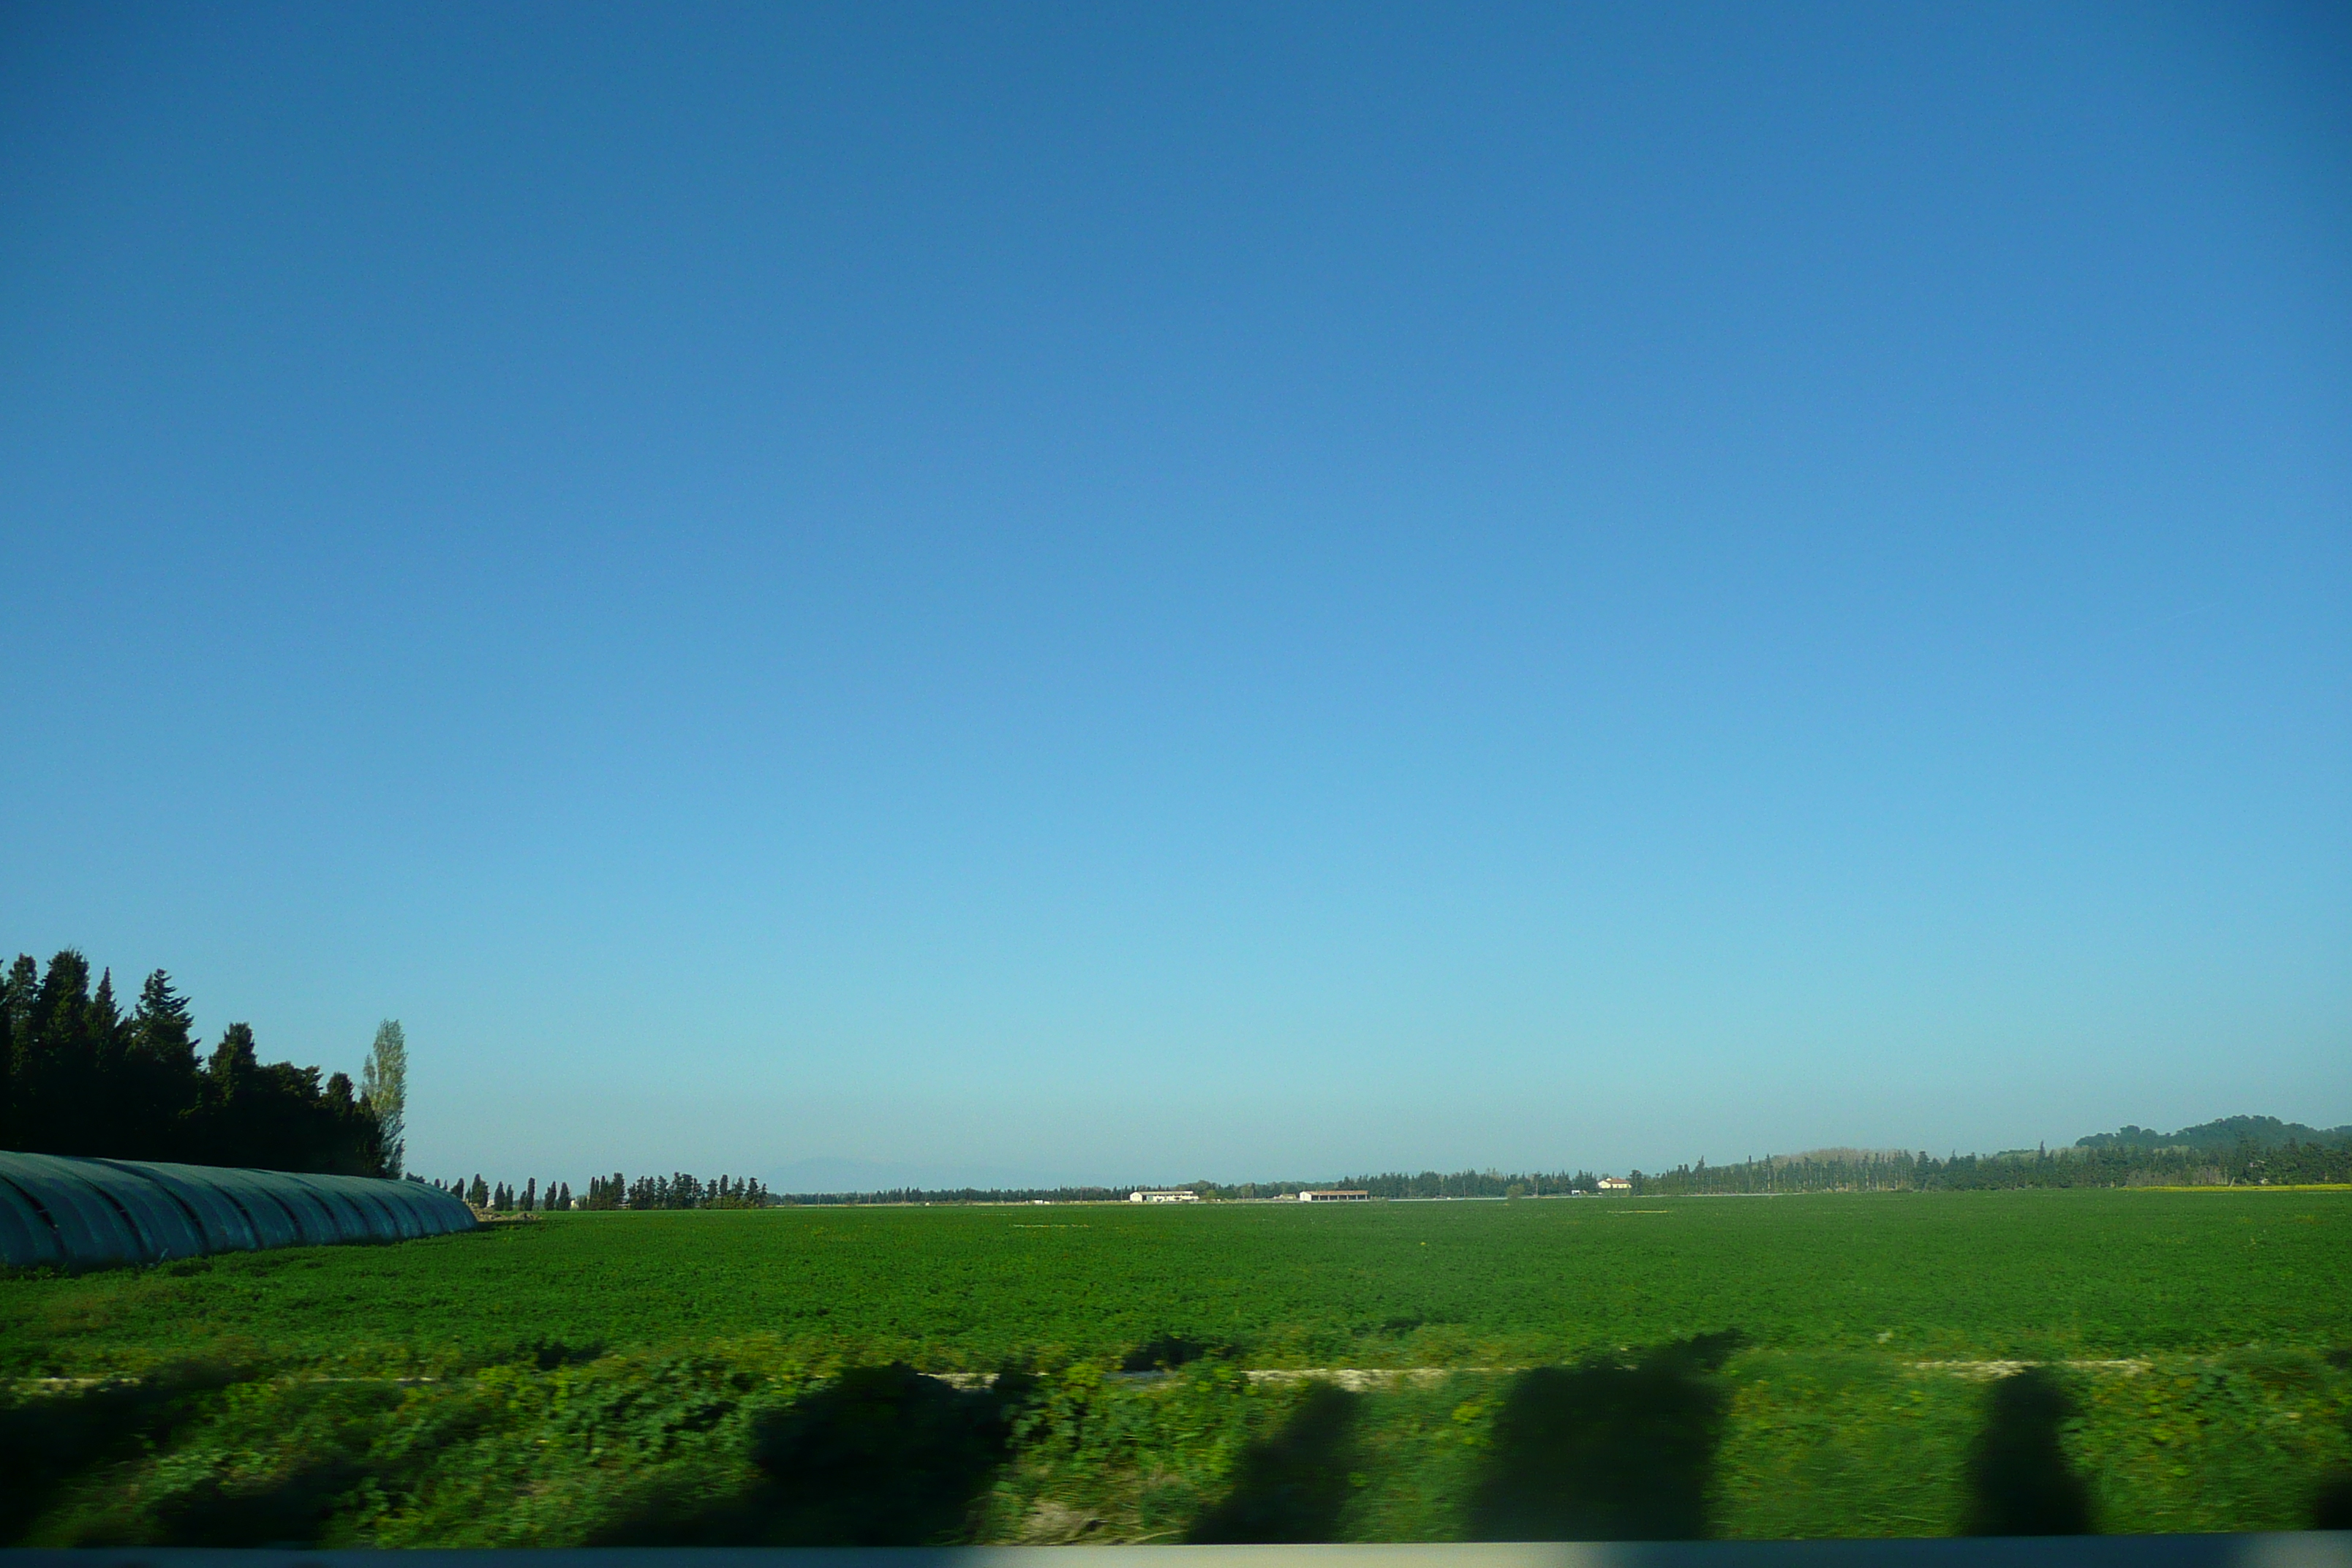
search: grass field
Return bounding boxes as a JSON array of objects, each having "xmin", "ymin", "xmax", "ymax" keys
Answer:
[{"xmin": 5, "ymin": 1191, "xmax": 2350, "ymax": 1545}]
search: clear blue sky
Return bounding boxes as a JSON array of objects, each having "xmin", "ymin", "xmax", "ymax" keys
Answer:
[{"xmin": 4, "ymin": 2, "xmax": 2346, "ymax": 1188}]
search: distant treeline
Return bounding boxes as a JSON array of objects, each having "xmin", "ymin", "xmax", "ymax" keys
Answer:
[
  {"xmin": 431, "ymin": 1172, "xmax": 771, "ymax": 1212},
  {"xmin": 0, "ymin": 949, "xmax": 390, "ymax": 1177},
  {"xmin": 427, "ymin": 1176, "xmax": 575, "ymax": 1213},
  {"xmin": 581, "ymin": 1172, "xmax": 770, "ymax": 1210},
  {"xmin": 2075, "ymin": 1115, "xmax": 2351, "ymax": 1153},
  {"xmin": 767, "ymin": 1121, "xmax": 2351, "ymax": 1205},
  {"xmin": 777, "ymin": 1169, "xmax": 1605, "ymax": 1205},
  {"xmin": 1625, "ymin": 1128, "xmax": 2352, "ymax": 1196},
  {"xmin": 780, "ymin": 1185, "xmax": 1139, "ymax": 1207},
  {"xmin": 456, "ymin": 1124, "xmax": 2352, "ymax": 1212}
]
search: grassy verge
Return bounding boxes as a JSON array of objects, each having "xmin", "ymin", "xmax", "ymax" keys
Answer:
[{"xmin": 5, "ymin": 1343, "xmax": 2347, "ymax": 1545}]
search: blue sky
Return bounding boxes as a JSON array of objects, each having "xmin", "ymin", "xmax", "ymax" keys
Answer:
[{"xmin": 4, "ymin": 2, "xmax": 2347, "ymax": 1188}]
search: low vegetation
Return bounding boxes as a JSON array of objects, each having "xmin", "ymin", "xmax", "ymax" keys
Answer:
[{"xmin": 4, "ymin": 1191, "xmax": 2348, "ymax": 1543}]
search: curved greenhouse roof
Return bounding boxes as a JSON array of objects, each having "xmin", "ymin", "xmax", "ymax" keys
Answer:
[{"xmin": 0, "ymin": 1151, "xmax": 475, "ymax": 1272}]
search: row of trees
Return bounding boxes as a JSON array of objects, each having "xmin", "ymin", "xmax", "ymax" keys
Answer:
[
  {"xmin": 428, "ymin": 1176, "xmax": 575, "ymax": 1212},
  {"xmin": 419, "ymin": 1172, "xmax": 774, "ymax": 1211},
  {"xmin": 774, "ymin": 1128, "xmax": 2351, "ymax": 1205},
  {"xmin": 0, "ymin": 949, "xmax": 404, "ymax": 1177},
  {"xmin": 777, "ymin": 1169, "xmax": 1607, "ymax": 1205},
  {"xmin": 1624, "ymin": 1136, "xmax": 2352, "ymax": 1195},
  {"xmin": 584, "ymin": 1172, "xmax": 771, "ymax": 1210}
]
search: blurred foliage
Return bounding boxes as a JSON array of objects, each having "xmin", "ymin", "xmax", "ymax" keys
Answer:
[{"xmin": 2, "ymin": 1343, "xmax": 2347, "ymax": 1545}]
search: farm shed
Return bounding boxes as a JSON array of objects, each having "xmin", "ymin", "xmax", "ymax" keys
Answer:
[{"xmin": 0, "ymin": 1150, "xmax": 475, "ymax": 1272}]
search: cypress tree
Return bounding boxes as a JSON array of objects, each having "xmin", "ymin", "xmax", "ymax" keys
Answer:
[
  {"xmin": 0, "ymin": 954, "xmax": 31, "ymax": 1147},
  {"xmin": 197, "ymin": 1022, "xmax": 260, "ymax": 1164},
  {"xmin": 126, "ymin": 970, "xmax": 200, "ymax": 1157},
  {"xmin": 90, "ymin": 970, "xmax": 123, "ymax": 1095},
  {"xmin": 23, "ymin": 951, "xmax": 97, "ymax": 1154}
]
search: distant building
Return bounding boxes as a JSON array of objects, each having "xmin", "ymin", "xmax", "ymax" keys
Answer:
[
  {"xmin": 1129, "ymin": 1190, "xmax": 1202, "ymax": 1203},
  {"xmin": 1297, "ymin": 1189, "xmax": 1371, "ymax": 1202},
  {"xmin": 1598, "ymin": 1176, "xmax": 1632, "ymax": 1192}
]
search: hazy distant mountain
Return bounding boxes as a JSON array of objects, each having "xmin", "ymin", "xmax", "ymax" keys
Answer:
[{"xmin": 2076, "ymin": 1115, "xmax": 2352, "ymax": 1153}]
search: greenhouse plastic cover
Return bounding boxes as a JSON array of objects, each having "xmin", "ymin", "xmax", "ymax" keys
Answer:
[{"xmin": 0, "ymin": 1151, "xmax": 475, "ymax": 1271}]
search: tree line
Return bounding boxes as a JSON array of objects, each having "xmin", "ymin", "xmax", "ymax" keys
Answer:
[
  {"xmin": 770, "ymin": 1123, "xmax": 2350, "ymax": 1205},
  {"xmin": 1622, "ymin": 1134, "xmax": 2352, "ymax": 1196},
  {"xmin": 427, "ymin": 1176, "xmax": 574, "ymax": 1212},
  {"xmin": 426, "ymin": 1172, "xmax": 772, "ymax": 1212},
  {"xmin": 0, "ymin": 949, "xmax": 402, "ymax": 1177},
  {"xmin": 776, "ymin": 1169, "xmax": 1607, "ymax": 1205}
]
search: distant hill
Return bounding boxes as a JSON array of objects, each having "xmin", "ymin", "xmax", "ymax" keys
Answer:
[{"xmin": 2076, "ymin": 1115, "xmax": 2352, "ymax": 1153}]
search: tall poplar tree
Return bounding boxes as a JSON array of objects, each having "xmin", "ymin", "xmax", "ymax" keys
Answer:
[{"xmin": 361, "ymin": 1019, "xmax": 407, "ymax": 1177}]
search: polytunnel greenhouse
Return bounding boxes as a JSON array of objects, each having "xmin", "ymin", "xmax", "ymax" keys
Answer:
[{"xmin": 0, "ymin": 1150, "xmax": 476, "ymax": 1271}]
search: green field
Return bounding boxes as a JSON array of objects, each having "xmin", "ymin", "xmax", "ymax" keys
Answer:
[{"xmin": 5, "ymin": 1191, "xmax": 2350, "ymax": 1545}]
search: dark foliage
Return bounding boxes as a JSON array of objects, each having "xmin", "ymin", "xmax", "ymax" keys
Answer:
[
  {"xmin": 2079, "ymin": 1115, "xmax": 2352, "ymax": 1153},
  {"xmin": 1122, "ymin": 1334, "xmax": 1226, "ymax": 1373},
  {"xmin": 557, "ymin": 1172, "xmax": 766, "ymax": 1210},
  {"xmin": 1467, "ymin": 1331, "xmax": 1743, "ymax": 1542},
  {"xmin": 1187, "ymin": 1382, "xmax": 1362, "ymax": 1543},
  {"xmin": 592, "ymin": 1363, "xmax": 1019, "ymax": 1545},
  {"xmin": 0, "ymin": 1366, "xmax": 244, "ymax": 1543},
  {"xmin": 1961, "ymin": 1368, "xmax": 2094, "ymax": 1536},
  {"xmin": 0, "ymin": 951, "xmax": 386, "ymax": 1175},
  {"xmin": 144, "ymin": 1458, "xmax": 364, "ymax": 1547}
]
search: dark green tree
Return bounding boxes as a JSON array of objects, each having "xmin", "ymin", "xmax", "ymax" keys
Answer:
[
  {"xmin": 121, "ymin": 970, "xmax": 201, "ymax": 1153},
  {"xmin": 24, "ymin": 951, "xmax": 102, "ymax": 1154},
  {"xmin": 0, "ymin": 954, "xmax": 32, "ymax": 1147}
]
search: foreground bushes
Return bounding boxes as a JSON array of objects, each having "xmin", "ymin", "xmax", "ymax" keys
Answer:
[{"xmin": 4, "ymin": 1342, "xmax": 2348, "ymax": 1546}]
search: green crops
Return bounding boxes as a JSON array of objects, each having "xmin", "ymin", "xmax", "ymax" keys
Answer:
[{"xmin": 5, "ymin": 1190, "xmax": 2349, "ymax": 1543}]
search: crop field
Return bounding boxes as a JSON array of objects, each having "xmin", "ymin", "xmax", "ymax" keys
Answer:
[{"xmin": 5, "ymin": 1190, "xmax": 2350, "ymax": 1545}]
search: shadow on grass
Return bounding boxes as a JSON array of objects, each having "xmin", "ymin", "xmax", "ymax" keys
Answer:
[
  {"xmin": 1122, "ymin": 1334, "xmax": 1228, "ymax": 1373},
  {"xmin": 1961, "ymin": 1368, "xmax": 2092, "ymax": 1536},
  {"xmin": 141, "ymin": 1460, "xmax": 364, "ymax": 1548},
  {"xmin": 510, "ymin": 1336, "xmax": 605, "ymax": 1371},
  {"xmin": 0, "ymin": 1365, "xmax": 243, "ymax": 1545},
  {"xmin": 1187, "ymin": 1382, "xmax": 1362, "ymax": 1543},
  {"xmin": 591, "ymin": 1363, "xmax": 1024, "ymax": 1545},
  {"xmin": 1466, "ymin": 1330, "xmax": 1744, "ymax": 1542}
]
